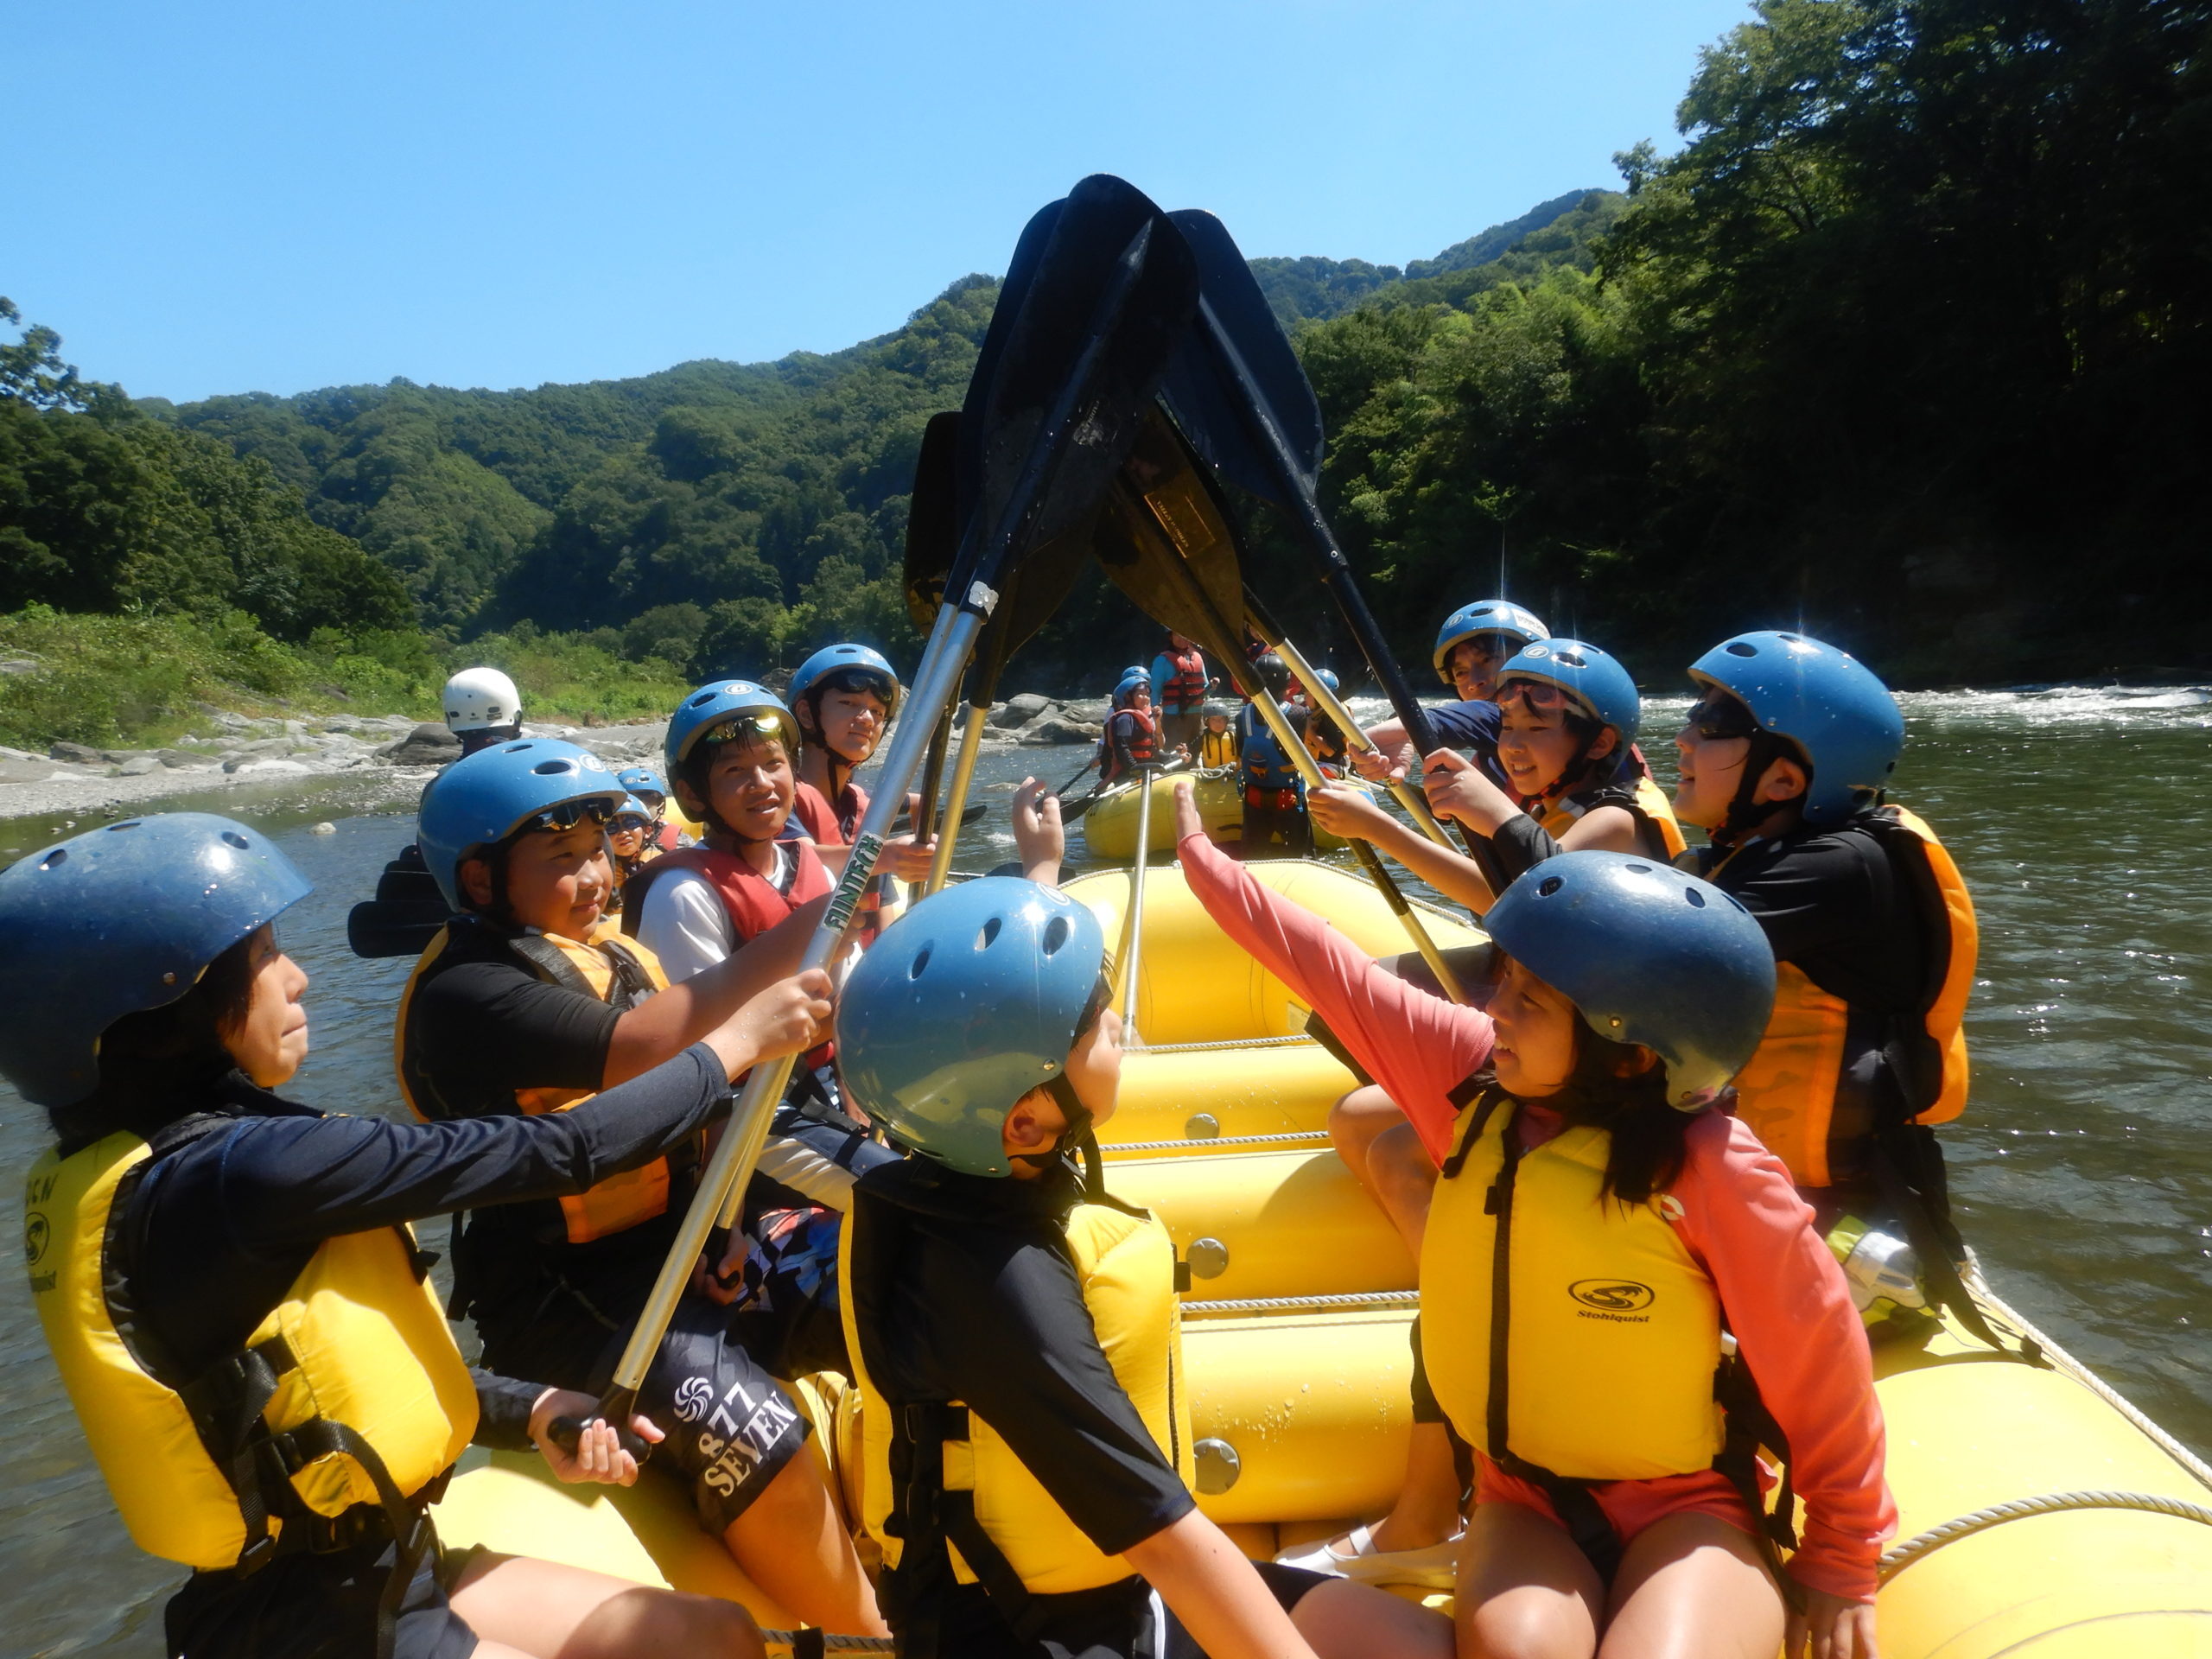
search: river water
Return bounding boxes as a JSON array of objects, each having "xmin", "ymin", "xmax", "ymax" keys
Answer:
[{"xmin": 3, "ymin": 687, "xmax": 2208, "ymax": 1656}]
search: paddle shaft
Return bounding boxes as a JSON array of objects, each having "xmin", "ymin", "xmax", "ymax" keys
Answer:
[
  {"xmin": 906, "ymin": 700, "xmax": 958, "ymax": 906},
  {"xmin": 1117, "ymin": 488, "xmax": 1467, "ymax": 1003},
  {"xmin": 1249, "ymin": 619, "xmax": 1458, "ymax": 851},
  {"xmin": 1118, "ymin": 766, "xmax": 1156, "ymax": 1044},
  {"xmin": 925, "ymin": 598, "xmax": 1022, "ymax": 894}
]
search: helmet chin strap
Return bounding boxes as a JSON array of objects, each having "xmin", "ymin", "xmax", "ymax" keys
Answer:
[
  {"xmin": 1713, "ymin": 731, "xmax": 1794, "ymax": 848},
  {"xmin": 1011, "ymin": 1071, "xmax": 1096, "ymax": 1180}
]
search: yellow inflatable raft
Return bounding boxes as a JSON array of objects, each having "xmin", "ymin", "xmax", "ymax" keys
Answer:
[
  {"xmin": 1082, "ymin": 770, "xmax": 1376, "ymax": 859},
  {"xmin": 435, "ymin": 861, "xmax": 2212, "ymax": 1655}
]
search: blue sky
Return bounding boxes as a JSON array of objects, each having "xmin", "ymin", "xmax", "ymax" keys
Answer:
[{"xmin": 7, "ymin": 1, "xmax": 1754, "ymax": 404}]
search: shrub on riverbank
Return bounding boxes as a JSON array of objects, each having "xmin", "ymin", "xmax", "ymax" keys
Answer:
[{"xmin": 0, "ymin": 607, "xmax": 695, "ymax": 751}]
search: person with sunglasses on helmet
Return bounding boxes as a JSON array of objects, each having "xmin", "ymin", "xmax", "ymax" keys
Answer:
[
  {"xmin": 616, "ymin": 764, "xmax": 689, "ymax": 851},
  {"xmin": 1670, "ymin": 632, "xmax": 1980, "ymax": 1338},
  {"xmin": 829, "ymin": 876, "xmax": 1453, "ymax": 1659},
  {"xmin": 1170, "ymin": 779, "xmax": 1891, "ymax": 1659},
  {"xmin": 1351, "ymin": 599, "xmax": 1547, "ymax": 791},
  {"xmin": 393, "ymin": 738, "xmax": 885, "ymax": 1637},
  {"xmin": 8, "ymin": 810, "xmax": 839, "ymax": 1659}
]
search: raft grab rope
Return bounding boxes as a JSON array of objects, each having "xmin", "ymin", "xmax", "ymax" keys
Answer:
[
  {"xmin": 759, "ymin": 1631, "xmax": 896, "ymax": 1656},
  {"xmin": 1878, "ymin": 1490, "xmax": 2212, "ymax": 1584},
  {"xmin": 1106, "ymin": 1130, "xmax": 1331, "ymax": 1154},
  {"xmin": 1182, "ymin": 1289, "xmax": 1420, "ymax": 1315}
]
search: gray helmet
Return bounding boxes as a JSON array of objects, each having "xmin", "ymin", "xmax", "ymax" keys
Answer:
[
  {"xmin": 836, "ymin": 878, "xmax": 1108, "ymax": 1177},
  {"xmin": 1484, "ymin": 851, "xmax": 1776, "ymax": 1109},
  {"xmin": 0, "ymin": 815, "xmax": 313, "ymax": 1107}
]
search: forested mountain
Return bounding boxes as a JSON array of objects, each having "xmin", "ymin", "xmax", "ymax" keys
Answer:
[{"xmin": 6, "ymin": 0, "xmax": 2205, "ymax": 732}]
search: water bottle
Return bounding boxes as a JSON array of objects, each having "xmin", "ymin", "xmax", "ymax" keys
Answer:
[{"xmin": 1825, "ymin": 1215, "xmax": 1928, "ymax": 1315}]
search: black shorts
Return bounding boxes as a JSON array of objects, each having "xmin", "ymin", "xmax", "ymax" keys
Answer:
[
  {"xmin": 163, "ymin": 1532, "xmax": 478, "ymax": 1659},
  {"xmin": 638, "ymin": 1299, "xmax": 813, "ymax": 1534}
]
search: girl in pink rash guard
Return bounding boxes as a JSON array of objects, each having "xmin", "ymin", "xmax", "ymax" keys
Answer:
[{"xmin": 1169, "ymin": 780, "xmax": 1891, "ymax": 1659}]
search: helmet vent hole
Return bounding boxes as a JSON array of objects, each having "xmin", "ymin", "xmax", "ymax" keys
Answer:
[
  {"xmin": 908, "ymin": 946, "xmax": 932, "ymax": 980},
  {"xmin": 105, "ymin": 820, "xmax": 139, "ymax": 831},
  {"xmin": 220, "ymin": 831, "xmax": 251, "ymax": 849},
  {"xmin": 531, "ymin": 760, "xmax": 573, "ymax": 776},
  {"xmin": 1536, "ymin": 876, "xmax": 1563, "ymax": 897},
  {"xmin": 38, "ymin": 848, "xmax": 67, "ymax": 870},
  {"xmin": 1777, "ymin": 632, "xmax": 1802, "ymax": 643},
  {"xmin": 1040, "ymin": 916, "xmax": 1071, "ymax": 956},
  {"xmin": 976, "ymin": 917, "xmax": 1002, "ymax": 950},
  {"xmin": 1726, "ymin": 641, "xmax": 1758, "ymax": 657},
  {"xmin": 1625, "ymin": 861, "xmax": 1652, "ymax": 874},
  {"xmin": 1557, "ymin": 650, "xmax": 1585, "ymax": 667},
  {"xmin": 1685, "ymin": 888, "xmax": 1707, "ymax": 908}
]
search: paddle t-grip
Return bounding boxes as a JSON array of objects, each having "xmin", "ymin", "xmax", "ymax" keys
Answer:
[{"xmin": 548, "ymin": 1384, "xmax": 652, "ymax": 1464}]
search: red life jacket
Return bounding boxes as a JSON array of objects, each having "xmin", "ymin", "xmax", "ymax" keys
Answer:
[
  {"xmin": 1099, "ymin": 707, "xmax": 1158, "ymax": 783},
  {"xmin": 792, "ymin": 779, "xmax": 893, "ymax": 945},
  {"xmin": 1160, "ymin": 645, "xmax": 1206, "ymax": 712},
  {"xmin": 625, "ymin": 842, "xmax": 836, "ymax": 1068}
]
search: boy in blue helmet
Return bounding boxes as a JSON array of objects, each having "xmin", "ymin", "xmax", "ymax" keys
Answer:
[
  {"xmin": 1669, "ymin": 632, "xmax": 1983, "ymax": 1337},
  {"xmin": 394, "ymin": 738, "xmax": 885, "ymax": 1634},
  {"xmin": 831, "ymin": 878, "xmax": 1451, "ymax": 1659}
]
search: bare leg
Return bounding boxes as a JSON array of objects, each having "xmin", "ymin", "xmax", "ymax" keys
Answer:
[
  {"xmin": 1368, "ymin": 1120, "xmax": 1440, "ymax": 1255},
  {"xmin": 720, "ymin": 1443, "xmax": 888, "ymax": 1637},
  {"xmin": 1455, "ymin": 1501, "xmax": 1605, "ymax": 1659},
  {"xmin": 1293, "ymin": 1576, "xmax": 1454, "ymax": 1658},
  {"xmin": 1595, "ymin": 1513, "xmax": 1783, "ymax": 1659},
  {"xmin": 1328, "ymin": 1084, "xmax": 1406, "ymax": 1198},
  {"xmin": 1363, "ymin": 1420, "xmax": 1464, "ymax": 1552},
  {"xmin": 451, "ymin": 1551, "xmax": 763, "ymax": 1659}
]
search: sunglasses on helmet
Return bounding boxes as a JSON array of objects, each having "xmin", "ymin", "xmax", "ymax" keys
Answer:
[
  {"xmin": 1496, "ymin": 678, "xmax": 1580, "ymax": 716},
  {"xmin": 704, "ymin": 713, "xmax": 790, "ymax": 745},
  {"xmin": 524, "ymin": 798, "xmax": 618, "ymax": 833}
]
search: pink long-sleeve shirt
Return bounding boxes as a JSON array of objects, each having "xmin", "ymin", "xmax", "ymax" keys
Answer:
[{"xmin": 1175, "ymin": 829, "xmax": 1895, "ymax": 1599}]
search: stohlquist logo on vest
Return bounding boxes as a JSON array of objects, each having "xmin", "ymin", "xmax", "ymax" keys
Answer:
[{"xmin": 1569, "ymin": 1279, "xmax": 1656, "ymax": 1321}]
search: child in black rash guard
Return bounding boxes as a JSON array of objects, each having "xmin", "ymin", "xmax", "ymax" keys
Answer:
[{"xmin": 832, "ymin": 874, "xmax": 1452, "ymax": 1659}]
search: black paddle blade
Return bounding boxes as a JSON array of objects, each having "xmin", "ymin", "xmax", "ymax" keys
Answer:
[
  {"xmin": 1159, "ymin": 208, "xmax": 1325, "ymax": 500},
  {"xmin": 1094, "ymin": 408, "xmax": 1249, "ymax": 661},
  {"xmin": 951, "ymin": 175, "xmax": 1199, "ymax": 604},
  {"xmin": 904, "ymin": 410, "xmax": 963, "ymax": 631},
  {"xmin": 957, "ymin": 198, "xmax": 1066, "ymax": 534}
]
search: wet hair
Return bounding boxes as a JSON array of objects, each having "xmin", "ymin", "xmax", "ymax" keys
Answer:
[
  {"xmin": 1541, "ymin": 1014, "xmax": 1688, "ymax": 1205},
  {"xmin": 54, "ymin": 931, "xmax": 260, "ymax": 1147}
]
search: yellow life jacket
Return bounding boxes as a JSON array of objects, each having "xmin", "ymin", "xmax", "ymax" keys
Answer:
[
  {"xmin": 1721, "ymin": 804, "xmax": 1977, "ymax": 1189},
  {"xmin": 1531, "ymin": 773, "xmax": 1688, "ymax": 862},
  {"xmin": 1420, "ymin": 1094, "xmax": 1725, "ymax": 1481},
  {"xmin": 839, "ymin": 1192, "xmax": 1193, "ymax": 1600},
  {"xmin": 23, "ymin": 1124, "xmax": 478, "ymax": 1573},
  {"xmin": 395, "ymin": 920, "xmax": 687, "ymax": 1243},
  {"xmin": 1198, "ymin": 727, "xmax": 1238, "ymax": 769}
]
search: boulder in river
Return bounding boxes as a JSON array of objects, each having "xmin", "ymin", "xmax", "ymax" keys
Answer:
[
  {"xmin": 377, "ymin": 723, "xmax": 464, "ymax": 766},
  {"xmin": 48, "ymin": 741, "xmax": 103, "ymax": 765},
  {"xmin": 993, "ymin": 693, "xmax": 1057, "ymax": 729},
  {"xmin": 1019, "ymin": 717, "xmax": 1103, "ymax": 747}
]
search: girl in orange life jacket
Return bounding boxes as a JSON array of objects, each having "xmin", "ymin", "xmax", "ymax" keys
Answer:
[
  {"xmin": 4, "ymin": 810, "xmax": 827, "ymax": 1659},
  {"xmin": 1171, "ymin": 782, "xmax": 1893, "ymax": 1659},
  {"xmin": 1671, "ymin": 632, "xmax": 1982, "ymax": 1329},
  {"xmin": 400, "ymin": 740, "xmax": 887, "ymax": 1637},
  {"xmin": 784, "ymin": 644, "xmax": 937, "ymax": 941},
  {"xmin": 1098, "ymin": 672, "xmax": 1161, "ymax": 785}
]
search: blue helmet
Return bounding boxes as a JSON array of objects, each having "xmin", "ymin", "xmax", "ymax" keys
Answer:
[
  {"xmin": 1121, "ymin": 664, "xmax": 1149, "ymax": 683},
  {"xmin": 0, "ymin": 814, "xmax": 313, "ymax": 1107},
  {"xmin": 417, "ymin": 738, "xmax": 627, "ymax": 911},
  {"xmin": 664, "ymin": 680, "xmax": 801, "ymax": 773},
  {"xmin": 1688, "ymin": 631, "xmax": 1904, "ymax": 826},
  {"xmin": 614, "ymin": 794, "xmax": 652, "ymax": 824},
  {"xmin": 1433, "ymin": 599, "xmax": 1549, "ymax": 684},
  {"xmin": 1485, "ymin": 852, "xmax": 1776, "ymax": 1109},
  {"xmin": 1307, "ymin": 667, "xmax": 1341, "ymax": 696},
  {"xmin": 788, "ymin": 643, "xmax": 902, "ymax": 721},
  {"xmin": 1113, "ymin": 674, "xmax": 1150, "ymax": 709},
  {"xmin": 1498, "ymin": 639, "xmax": 1641, "ymax": 747},
  {"xmin": 836, "ymin": 878, "xmax": 1109, "ymax": 1178},
  {"xmin": 615, "ymin": 765, "xmax": 670, "ymax": 804}
]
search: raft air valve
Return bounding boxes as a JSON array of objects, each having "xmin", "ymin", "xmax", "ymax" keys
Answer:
[{"xmin": 1194, "ymin": 1438, "xmax": 1242, "ymax": 1494}]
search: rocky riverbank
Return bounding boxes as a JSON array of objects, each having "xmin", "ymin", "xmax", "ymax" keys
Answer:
[{"xmin": 0, "ymin": 694, "xmax": 1110, "ymax": 828}]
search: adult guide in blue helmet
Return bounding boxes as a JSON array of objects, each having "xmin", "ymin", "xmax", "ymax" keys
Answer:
[
  {"xmin": 1162, "ymin": 779, "xmax": 1893, "ymax": 1645},
  {"xmin": 1431, "ymin": 599, "xmax": 1549, "ymax": 698},
  {"xmin": 1672, "ymin": 630, "xmax": 1981, "ymax": 1223},
  {"xmin": 3, "ymin": 809, "xmax": 833, "ymax": 1656}
]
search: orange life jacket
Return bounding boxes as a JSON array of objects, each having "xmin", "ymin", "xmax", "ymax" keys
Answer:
[
  {"xmin": 1719, "ymin": 805, "xmax": 1977, "ymax": 1188},
  {"xmin": 1531, "ymin": 774, "xmax": 1688, "ymax": 862}
]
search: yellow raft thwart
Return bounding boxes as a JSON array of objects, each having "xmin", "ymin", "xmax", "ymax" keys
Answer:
[
  {"xmin": 435, "ymin": 861, "xmax": 2212, "ymax": 1656},
  {"xmin": 1081, "ymin": 769, "xmax": 1376, "ymax": 860}
]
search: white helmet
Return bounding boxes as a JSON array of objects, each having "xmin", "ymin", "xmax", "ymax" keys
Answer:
[{"xmin": 442, "ymin": 666, "xmax": 524, "ymax": 734}]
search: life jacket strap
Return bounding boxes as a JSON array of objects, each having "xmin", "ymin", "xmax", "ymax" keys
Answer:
[{"xmin": 882, "ymin": 1401, "xmax": 1039, "ymax": 1658}]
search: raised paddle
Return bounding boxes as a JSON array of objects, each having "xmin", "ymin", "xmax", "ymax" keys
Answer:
[
  {"xmin": 1094, "ymin": 410, "xmax": 1469, "ymax": 1002},
  {"xmin": 1158, "ymin": 208, "xmax": 1470, "ymax": 816},
  {"xmin": 1116, "ymin": 762, "xmax": 1160, "ymax": 1046},
  {"xmin": 1065, "ymin": 751, "xmax": 1189, "ymax": 828},
  {"xmin": 552, "ymin": 175, "xmax": 1200, "ymax": 1456}
]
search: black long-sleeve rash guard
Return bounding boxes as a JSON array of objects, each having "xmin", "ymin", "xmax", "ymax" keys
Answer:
[{"xmin": 118, "ymin": 1052, "xmax": 729, "ymax": 1442}]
